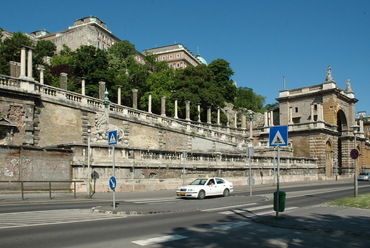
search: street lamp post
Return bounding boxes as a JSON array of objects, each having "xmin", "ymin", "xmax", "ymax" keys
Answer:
[
  {"xmin": 247, "ymin": 110, "xmax": 254, "ymax": 196},
  {"xmin": 351, "ymin": 124, "xmax": 360, "ymax": 197},
  {"xmin": 86, "ymin": 124, "xmax": 92, "ymax": 198}
]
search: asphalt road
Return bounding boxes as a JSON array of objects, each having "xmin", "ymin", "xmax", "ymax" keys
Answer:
[{"xmin": 0, "ymin": 180, "xmax": 369, "ymax": 248}]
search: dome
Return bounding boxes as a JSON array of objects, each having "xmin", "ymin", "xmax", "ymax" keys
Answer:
[{"xmin": 196, "ymin": 54, "xmax": 208, "ymax": 65}]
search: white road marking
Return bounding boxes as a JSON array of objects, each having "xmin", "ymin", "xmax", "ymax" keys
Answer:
[
  {"xmin": 132, "ymin": 234, "xmax": 187, "ymax": 246},
  {"xmin": 0, "ymin": 209, "xmax": 126, "ymax": 229},
  {"xmin": 202, "ymin": 203, "xmax": 257, "ymax": 212}
]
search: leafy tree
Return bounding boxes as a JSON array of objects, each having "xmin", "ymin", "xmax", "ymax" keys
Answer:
[
  {"xmin": 264, "ymin": 102, "xmax": 279, "ymax": 110},
  {"xmin": 0, "ymin": 32, "xmax": 33, "ymax": 75},
  {"xmin": 233, "ymin": 87, "xmax": 265, "ymax": 112},
  {"xmin": 172, "ymin": 64, "xmax": 225, "ymax": 121},
  {"xmin": 208, "ymin": 58, "xmax": 236, "ymax": 102}
]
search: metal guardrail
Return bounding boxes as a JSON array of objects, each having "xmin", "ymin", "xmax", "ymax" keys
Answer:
[{"xmin": 0, "ymin": 180, "xmax": 84, "ymax": 200}]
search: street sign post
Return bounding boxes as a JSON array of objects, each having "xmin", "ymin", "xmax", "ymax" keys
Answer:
[
  {"xmin": 108, "ymin": 130, "xmax": 118, "ymax": 209},
  {"xmin": 269, "ymin": 126, "xmax": 288, "ymax": 218}
]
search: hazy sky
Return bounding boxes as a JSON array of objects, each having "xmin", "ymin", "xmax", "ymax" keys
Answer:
[{"xmin": 2, "ymin": 0, "xmax": 369, "ymax": 114}]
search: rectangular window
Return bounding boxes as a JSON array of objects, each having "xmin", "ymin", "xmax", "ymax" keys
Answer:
[{"xmin": 295, "ymin": 107, "xmax": 299, "ymax": 113}]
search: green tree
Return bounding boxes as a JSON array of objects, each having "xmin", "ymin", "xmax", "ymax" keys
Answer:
[
  {"xmin": 208, "ymin": 58, "xmax": 236, "ymax": 102},
  {"xmin": 233, "ymin": 87, "xmax": 265, "ymax": 112},
  {"xmin": 0, "ymin": 32, "xmax": 34, "ymax": 75},
  {"xmin": 172, "ymin": 64, "xmax": 225, "ymax": 121}
]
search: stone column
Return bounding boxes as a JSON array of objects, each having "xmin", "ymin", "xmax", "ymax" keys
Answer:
[
  {"xmin": 186, "ymin": 101, "xmax": 191, "ymax": 121},
  {"xmin": 264, "ymin": 111, "xmax": 268, "ymax": 127},
  {"xmin": 161, "ymin": 96, "xmax": 166, "ymax": 117},
  {"xmin": 174, "ymin": 99, "xmax": 178, "ymax": 119},
  {"xmin": 217, "ymin": 107, "xmax": 221, "ymax": 125},
  {"xmin": 81, "ymin": 78, "xmax": 86, "ymax": 95},
  {"xmin": 270, "ymin": 111, "xmax": 275, "ymax": 126},
  {"xmin": 207, "ymin": 107, "xmax": 212, "ymax": 124},
  {"xmin": 148, "ymin": 93, "xmax": 152, "ymax": 113},
  {"xmin": 99, "ymin": 81, "xmax": 106, "ymax": 100},
  {"xmin": 197, "ymin": 103, "xmax": 201, "ymax": 122},
  {"xmin": 234, "ymin": 113, "xmax": 237, "ymax": 128},
  {"xmin": 38, "ymin": 67, "xmax": 45, "ymax": 84},
  {"xmin": 132, "ymin": 89, "xmax": 138, "ymax": 109},
  {"xmin": 317, "ymin": 104, "xmax": 323, "ymax": 121},
  {"xmin": 288, "ymin": 107, "xmax": 293, "ymax": 124},
  {"xmin": 117, "ymin": 86, "xmax": 122, "ymax": 105},
  {"xmin": 241, "ymin": 114, "xmax": 247, "ymax": 129},
  {"xmin": 310, "ymin": 105, "xmax": 315, "ymax": 122},
  {"xmin": 27, "ymin": 48, "xmax": 33, "ymax": 79},
  {"xmin": 226, "ymin": 111, "xmax": 229, "ymax": 127},
  {"xmin": 60, "ymin": 73, "xmax": 68, "ymax": 90},
  {"xmin": 20, "ymin": 47, "xmax": 26, "ymax": 78}
]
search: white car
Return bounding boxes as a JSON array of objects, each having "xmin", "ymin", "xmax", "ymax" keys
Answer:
[
  {"xmin": 358, "ymin": 172, "xmax": 370, "ymax": 181},
  {"xmin": 176, "ymin": 177, "xmax": 234, "ymax": 199}
]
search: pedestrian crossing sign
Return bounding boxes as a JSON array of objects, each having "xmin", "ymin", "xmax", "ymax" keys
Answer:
[
  {"xmin": 269, "ymin": 126, "xmax": 288, "ymax": 147},
  {"xmin": 108, "ymin": 130, "xmax": 118, "ymax": 145}
]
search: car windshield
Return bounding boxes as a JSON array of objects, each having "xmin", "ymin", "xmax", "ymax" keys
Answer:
[
  {"xmin": 189, "ymin": 179, "xmax": 208, "ymax": 185},
  {"xmin": 359, "ymin": 173, "xmax": 369, "ymax": 175}
]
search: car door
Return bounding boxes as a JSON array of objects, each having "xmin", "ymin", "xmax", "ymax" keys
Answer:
[
  {"xmin": 215, "ymin": 178, "xmax": 226, "ymax": 195},
  {"xmin": 205, "ymin": 178, "xmax": 217, "ymax": 195}
]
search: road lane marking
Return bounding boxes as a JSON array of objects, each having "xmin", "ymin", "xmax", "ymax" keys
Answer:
[
  {"xmin": 132, "ymin": 234, "xmax": 187, "ymax": 246},
  {"xmin": 202, "ymin": 203, "xmax": 257, "ymax": 212},
  {"xmin": 0, "ymin": 209, "xmax": 126, "ymax": 229}
]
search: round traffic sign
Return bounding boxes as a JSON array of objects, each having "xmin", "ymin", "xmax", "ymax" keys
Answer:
[
  {"xmin": 350, "ymin": 149, "xmax": 359, "ymax": 160},
  {"xmin": 109, "ymin": 176, "xmax": 117, "ymax": 190}
]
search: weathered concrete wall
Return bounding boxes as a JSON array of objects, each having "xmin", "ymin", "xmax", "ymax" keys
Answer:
[{"xmin": 0, "ymin": 146, "xmax": 73, "ymax": 189}]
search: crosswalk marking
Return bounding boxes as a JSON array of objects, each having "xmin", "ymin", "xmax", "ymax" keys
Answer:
[
  {"xmin": 123, "ymin": 197, "xmax": 180, "ymax": 204},
  {"xmin": 0, "ymin": 209, "xmax": 126, "ymax": 229},
  {"xmin": 219, "ymin": 206, "xmax": 298, "ymax": 216}
]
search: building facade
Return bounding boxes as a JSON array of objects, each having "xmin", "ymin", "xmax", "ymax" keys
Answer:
[{"xmin": 144, "ymin": 44, "xmax": 207, "ymax": 69}]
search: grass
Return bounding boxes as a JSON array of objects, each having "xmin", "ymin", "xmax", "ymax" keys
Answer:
[{"xmin": 327, "ymin": 193, "xmax": 370, "ymax": 209}]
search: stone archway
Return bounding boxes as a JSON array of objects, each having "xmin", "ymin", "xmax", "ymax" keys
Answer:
[
  {"xmin": 325, "ymin": 140, "xmax": 333, "ymax": 177},
  {"xmin": 337, "ymin": 109, "xmax": 347, "ymax": 175}
]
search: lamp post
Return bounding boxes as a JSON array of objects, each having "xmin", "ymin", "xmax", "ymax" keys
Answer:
[
  {"xmin": 351, "ymin": 124, "xmax": 360, "ymax": 197},
  {"xmin": 86, "ymin": 124, "xmax": 92, "ymax": 198},
  {"xmin": 247, "ymin": 110, "xmax": 254, "ymax": 196}
]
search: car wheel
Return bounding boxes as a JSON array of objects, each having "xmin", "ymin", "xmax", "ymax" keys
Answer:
[
  {"xmin": 223, "ymin": 189, "xmax": 230, "ymax": 197},
  {"xmin": 198, "ymin": 190, "xmax": 206, "ymax": 199}
]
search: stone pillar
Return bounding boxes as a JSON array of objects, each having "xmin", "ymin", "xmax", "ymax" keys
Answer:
[
  {"xmin": 27, "ymin": 48, "xmax": 33, "ymax": 79},
  {"xmin": 270, "ymin": 111, "xmax": 275, "ymax": 126},
  {"xmin": 217, "ymin": 107, "xmax": 221, "ymax": 125},
  {"xmin": 241, "ymin": 114, "xmax": 247, "ymax": 129},
  {"xmin": 317, "ymin": 104, "xmax": 323, "ymax": 121},
  {"xmin": 20, "ymin": 47, "xmax": 26, "ymax": 78},
  {"xmin": 310, "ymin": 105, "xmax": 315, "ymax": 122},
  {"xmin": 186, "ymin": 101, "xmax": 191, "ymax": 121},
  {"xmin": 174, "ymin": 99, "xmax": 178, "ymax": 119},
  {"xmin": 39, "ymin": 67, "xmax": 44, "ymax": 84},
  {"xmin": 117, "ymin": 86, "xmax": 122, "ymax": 105},
  {"xmin": 132, "ymin": 89, "xmax": 138, "ymax": 109},
  {"xmin": 264, "ymin": 111, "xmax": 269, "ymax": 127},
  {"xmin": 197, "ymin": 103, "xmax": 201, "ymax": 122},
  {"xmin": 207, "ymin": 107, "xmax": 212, "ymax": 124},
  {"xmin": 81, "ymin": 78, "xmax": 86, "ymax": 95},
  {"xmin": 148, "ymin": 93, "xmax": 152, "ymax": 113},
  {"xmin": 60, "ymin": 73, "xmax": 68, "ymax": 90},
  {"xmin": 234, "ymin": 113, "xmax": 237, "ymax": 128},
  {"xmin": 288, "ymin": 107, "xmax": 293, "ymax": 124},
  {"xmin": 10, "ymin": 61, "xmax": 20, "ymax": 78},
  {"xmin": 161, "ymin": 96, "xmax": 166, "ymax": 117},
  {"xmin": 99, "ymin": 81, "xmax": 106, "ymax": 100}
]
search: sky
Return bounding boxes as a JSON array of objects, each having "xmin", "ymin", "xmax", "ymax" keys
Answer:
[{"xmin": 1, "ymin": 0, "xmax": 370, "ymax": 114}]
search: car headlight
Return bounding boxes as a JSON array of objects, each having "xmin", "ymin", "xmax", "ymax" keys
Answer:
[{"xmin": 187, "ymin": 188, "xmax": 194, "ymax": 192}]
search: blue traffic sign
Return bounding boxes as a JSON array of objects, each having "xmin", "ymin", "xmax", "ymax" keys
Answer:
[
  {"xmin": 269, "ymin": 126, "xmax": 288, "ymax": 147},
  {"xmin": 109, "ymin": 176, "xmax": 117, "ymax": 191},
  {"xmin": 108, "ymin": 130, "xmax": 118, "ymax": 145}
]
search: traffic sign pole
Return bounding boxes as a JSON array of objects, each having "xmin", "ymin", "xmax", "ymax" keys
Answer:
[
  {"xmin": 276, "ymin": 145, "xmax": 280, "ymax": 218},
  {"xmin": 112, "ymin": 144, "xmax": 116, "ymax": 210}
]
